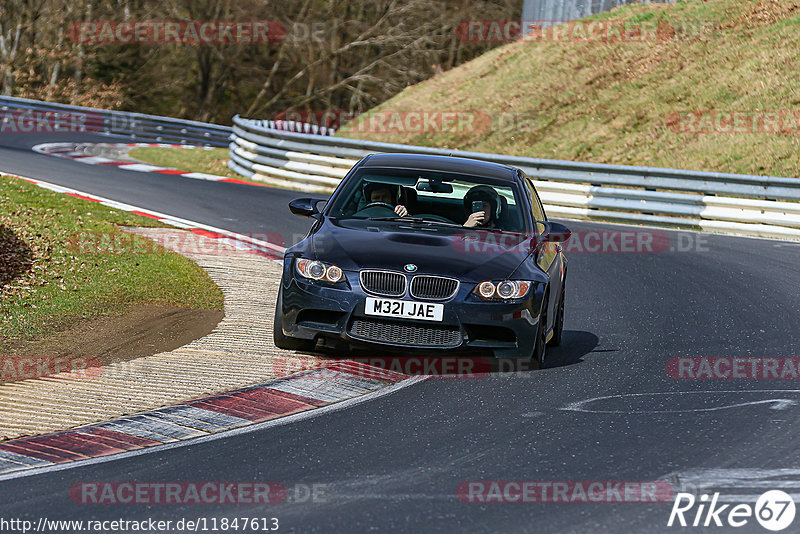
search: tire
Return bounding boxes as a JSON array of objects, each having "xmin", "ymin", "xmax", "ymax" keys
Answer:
[
  {"xmin": 530, "ymin": 297, "xmax": 548, "ymax": 369},
  {"xmin": 547, "ymin": 286, "xmax": 565, "ymax": 347},
  {"xmin": 273, "ymin": 286, "xmax": 314, "ymax": 351}
]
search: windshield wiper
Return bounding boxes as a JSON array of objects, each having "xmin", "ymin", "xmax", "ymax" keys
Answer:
[
  {"xmin": 367, "ymin": 216, "xmax": 426, "ymax": 222},
  {"xmin": 419, "ymin": 219, "xmax": 462, "ymax": 228},
  {"xmin": 368, "ymin": 216, "xmax": 462, "ymax": 227}
]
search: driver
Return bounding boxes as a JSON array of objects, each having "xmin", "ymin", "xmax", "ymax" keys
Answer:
[
  {"xmin": 463, "ymin": 185, "xmax": 500, "ymax": 228},
  {"xmin": 363, "ymin": 182, "xmax": 408, "ymax": 217}
]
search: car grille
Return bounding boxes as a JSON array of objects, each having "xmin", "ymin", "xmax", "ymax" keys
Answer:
[
  {"xmin": 359, "ymin": 270, "xmax": 406, "ymax": 297},
  {"xmin": 349, "ymin": 318, "xmax": 461, "ymax": 347},
  {"xmin": 410, "ymin": 275, "xmax": 459, "ymax": 301}
]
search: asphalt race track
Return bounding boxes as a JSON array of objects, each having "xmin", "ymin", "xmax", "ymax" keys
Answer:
[{"xmin": 2, "ymin": 133, "xmax": 800, "ymax": 533}]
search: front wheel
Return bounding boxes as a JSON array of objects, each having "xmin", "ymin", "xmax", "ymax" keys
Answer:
[
  {"xmin": 547, "ymin": 287, "xmax": 564, "ymax": 347},
  {"xmin": 530, "ymin": 302, "xmax": 548, "ymax": 369},
  {"xmin": 273, "ymin": 286, "xmax": 315, "ymax": 351}
]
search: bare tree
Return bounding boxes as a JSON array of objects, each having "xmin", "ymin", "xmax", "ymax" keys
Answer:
[
  {"xmin": 0, "ymin": 19, "xmax": 22, "ymax": 95},
  {"xmin": 0, "ymin": 0, "xmax": 520, "ymax": 121}
]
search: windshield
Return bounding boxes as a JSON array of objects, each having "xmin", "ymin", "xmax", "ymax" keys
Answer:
[{"xmin": 327, "ymin": 167, "xmax": 528, "ymax": 232}]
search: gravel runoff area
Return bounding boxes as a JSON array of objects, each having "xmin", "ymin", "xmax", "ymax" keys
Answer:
[{"xmin": 0, "ymin": 228, "xmax": 325, "ymax": 440}]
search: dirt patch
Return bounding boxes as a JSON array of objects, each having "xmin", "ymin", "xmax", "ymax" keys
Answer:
[
  {"xmin": 1, "ymin": 304, "xmax": 223, "ymax": 385},
  {"xmin": 734, "ymin": 0, "xmax": 800, "ymax": 28},
  {"xmin": 0, "ymin": 224, "xmax": 33, "ymax": 286}
]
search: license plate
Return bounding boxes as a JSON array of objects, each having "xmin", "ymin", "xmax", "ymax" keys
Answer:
[{"xmin": 364, "ymin": 297, "xmax": 444, "ymax": 322}]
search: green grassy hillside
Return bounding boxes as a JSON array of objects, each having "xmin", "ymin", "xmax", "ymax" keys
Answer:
[{"xmin": 339, "ymin": 0, "xmax": 800, "ymax": 178}]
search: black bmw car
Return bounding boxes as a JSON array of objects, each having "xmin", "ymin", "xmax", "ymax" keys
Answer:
[{"xmin": 273, "ymin": 153, "xmax": 571, "ymax": 366}]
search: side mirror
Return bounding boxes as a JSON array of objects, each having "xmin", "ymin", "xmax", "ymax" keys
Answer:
[
  {"xmin": 536, "ymin": 221, "xmax": 572, "ymax": 243},
  {"xmin": 541, "ymin": 221, "xmax": 571, "ymax": 243},
  {"xmin": 289, "ymin": 198, "xmax": 326, "ymax": 218}
]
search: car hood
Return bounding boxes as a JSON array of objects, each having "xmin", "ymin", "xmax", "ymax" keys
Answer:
[{"xmin": 310, "ymin": 218, "xmax": 533, "ymax": 281}]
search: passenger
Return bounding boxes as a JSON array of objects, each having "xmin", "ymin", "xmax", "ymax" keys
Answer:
[{"xmin": 463, "ymin": 185, "xmax": 500, "ymax": 228}]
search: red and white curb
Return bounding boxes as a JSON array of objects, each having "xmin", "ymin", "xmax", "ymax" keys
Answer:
[
  {"xmin": 0, "ymin": 362, "xmax": 411, "ymax": 477},
  {"xmin": 2, "ymin": 171, "xmax": 285, "ymax": 259},
  {"xmin": 32, "ymin": 142, "xmax": 265, "ymax": 187}
]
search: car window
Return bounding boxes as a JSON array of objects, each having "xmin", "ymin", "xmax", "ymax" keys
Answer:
[
  {"xmin": 526, "ymin": 178, "xmax": 547, "ymax": 234},
  {"xmin": 328, "ymin": 167, "xmax": 526, "ymax": 232}
]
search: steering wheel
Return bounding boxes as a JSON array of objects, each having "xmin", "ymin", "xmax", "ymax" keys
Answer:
[
  {"xmin": 363, "ymin": 202, "xmax": 396, "ymax": 211},
  {"xmin": 353, "ymin": 202, "xmax": 398, "ymax": 217}
]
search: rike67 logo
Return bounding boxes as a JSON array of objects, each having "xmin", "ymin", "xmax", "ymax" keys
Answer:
[{"xmin": 668, "ymin": 490, "xmax": 796, "ymax": 531}]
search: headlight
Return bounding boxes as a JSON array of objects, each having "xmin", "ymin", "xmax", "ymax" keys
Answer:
[
  {"xmin": 295, "ymin": 258, "xmax": 344, "ymax": 283},
  {"xmin": 473, "ymin": 280, "xmax": 532, "ymax": 301},
  {"xmin": 477, "ymin": 281, "xmax": 496, "ymax": 298}
]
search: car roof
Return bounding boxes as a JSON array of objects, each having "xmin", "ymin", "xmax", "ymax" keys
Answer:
[{"xmin": 359, "ymin": 153, "xmax": 520, "ymax": 182}]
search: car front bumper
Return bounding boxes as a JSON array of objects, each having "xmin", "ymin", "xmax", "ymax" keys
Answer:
[{"xmin": 277, "ymin": 265, "xmax": 543, "ymax": 359}]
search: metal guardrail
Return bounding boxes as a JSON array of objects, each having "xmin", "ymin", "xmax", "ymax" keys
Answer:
[
  {"xmin": 4, "ymin": 97, "xmax": 798, "ymax": 240},
  {"xmin": 229, "ymin": 115, "xmax": 800, "ymax": 240},
  {"xmin": 0, "ymin": 96, "xmax": 231, "ymax": 147}
]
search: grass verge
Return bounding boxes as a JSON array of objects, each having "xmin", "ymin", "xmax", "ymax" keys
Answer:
[
  {"xmin": 0, "ymin": 175, "xmax": 224, "ymax": 352},
  {"xmin": 128, "ymin": 146, "xmax": 245, "ymax": 180}
]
